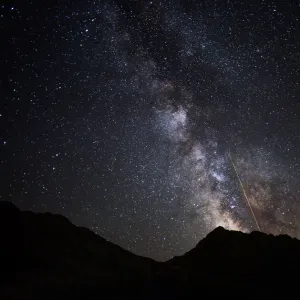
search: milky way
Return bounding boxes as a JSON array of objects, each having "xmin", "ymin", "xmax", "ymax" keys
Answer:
[{"xmin": 1, "ymin": 0, "xmax": 300, "ymax": 260}]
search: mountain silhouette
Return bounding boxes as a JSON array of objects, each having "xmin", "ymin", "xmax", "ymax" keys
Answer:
[
  {"xmin": 1, "ymin": 201, "xmax": 299, "ymax": 299},
  {"xmin": 0, "ymin": 201, "xmax": 155, "ymax": 299}
]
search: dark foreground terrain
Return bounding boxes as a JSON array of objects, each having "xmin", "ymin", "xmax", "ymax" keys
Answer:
[{"xmin": 1, "ymin": 201, "xmax": 300, "ymax": 299}]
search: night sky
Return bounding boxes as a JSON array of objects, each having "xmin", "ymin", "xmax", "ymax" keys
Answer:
[{"xmin": 1, "ymin": 0, "xmax": 300, "ymax": 261}]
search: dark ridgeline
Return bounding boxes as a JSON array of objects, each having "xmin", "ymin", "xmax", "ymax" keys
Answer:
[
  {"xmin": 0, "ymin": 201, "xmax": 156, "ymax": 299},
  {"xmin": 1, "ymin": 201, "xmax": 299, "ymax": 299}
]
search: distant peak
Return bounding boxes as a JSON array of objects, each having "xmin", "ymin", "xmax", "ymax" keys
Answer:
[
  {"xmin": 193, "ymin": 226, "xmax": 230, "ymax": 250},
  {"xmin": 0, "ymin": 201, "xmax": 20, "ymax": 213},
  {"xmin": 206, "ymin": 226, "xmax": 229, "ymax": 237},
  {"xmin": 213, "ymin": 226, "xmax": 227, "ymax": 232}
]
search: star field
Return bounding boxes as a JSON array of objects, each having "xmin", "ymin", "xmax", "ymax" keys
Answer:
[{"xmin": 1, "ymin": 0, "xmax": 300, "ymax": 261}]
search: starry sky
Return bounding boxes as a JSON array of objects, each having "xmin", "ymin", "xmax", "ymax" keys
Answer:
[{"xmin": 1, "ymin": 0, "xmax": 300, "ymax": 261}]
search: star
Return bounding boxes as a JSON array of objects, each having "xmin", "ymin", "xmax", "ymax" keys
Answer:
[{"xmin": 1, "ymin": 0, "xmax": 300, "ymax": 261}]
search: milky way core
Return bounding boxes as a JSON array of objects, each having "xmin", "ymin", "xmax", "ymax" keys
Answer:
[{"xmin": 1, "ymin": 0, "xmax": 300, "ymax": 260}]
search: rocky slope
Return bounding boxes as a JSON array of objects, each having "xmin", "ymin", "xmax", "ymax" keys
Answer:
[
  {"xmin": 157, "ymin": 226, "xmax": 300, "ymax": 297},
  {"xmin": 0, "ymin": 201, "xmax": 155, "ymax": 299},
  {"xmin": 1, "ymin": 201, "xmax": 300, "ymax": 299}
]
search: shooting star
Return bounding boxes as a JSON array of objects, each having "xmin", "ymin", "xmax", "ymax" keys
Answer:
[
  {"xmin": 229, "ymin": 150, "xmax": 261, "ymax": 231},
  {"xmin": 110, "ymin": 156, "xmax": 116, "ymax": 172}
]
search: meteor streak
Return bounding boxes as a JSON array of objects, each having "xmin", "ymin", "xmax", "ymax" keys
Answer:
[{"xmin": 229, "ymin": 151, "xmax": 261, "ymax": 231}]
